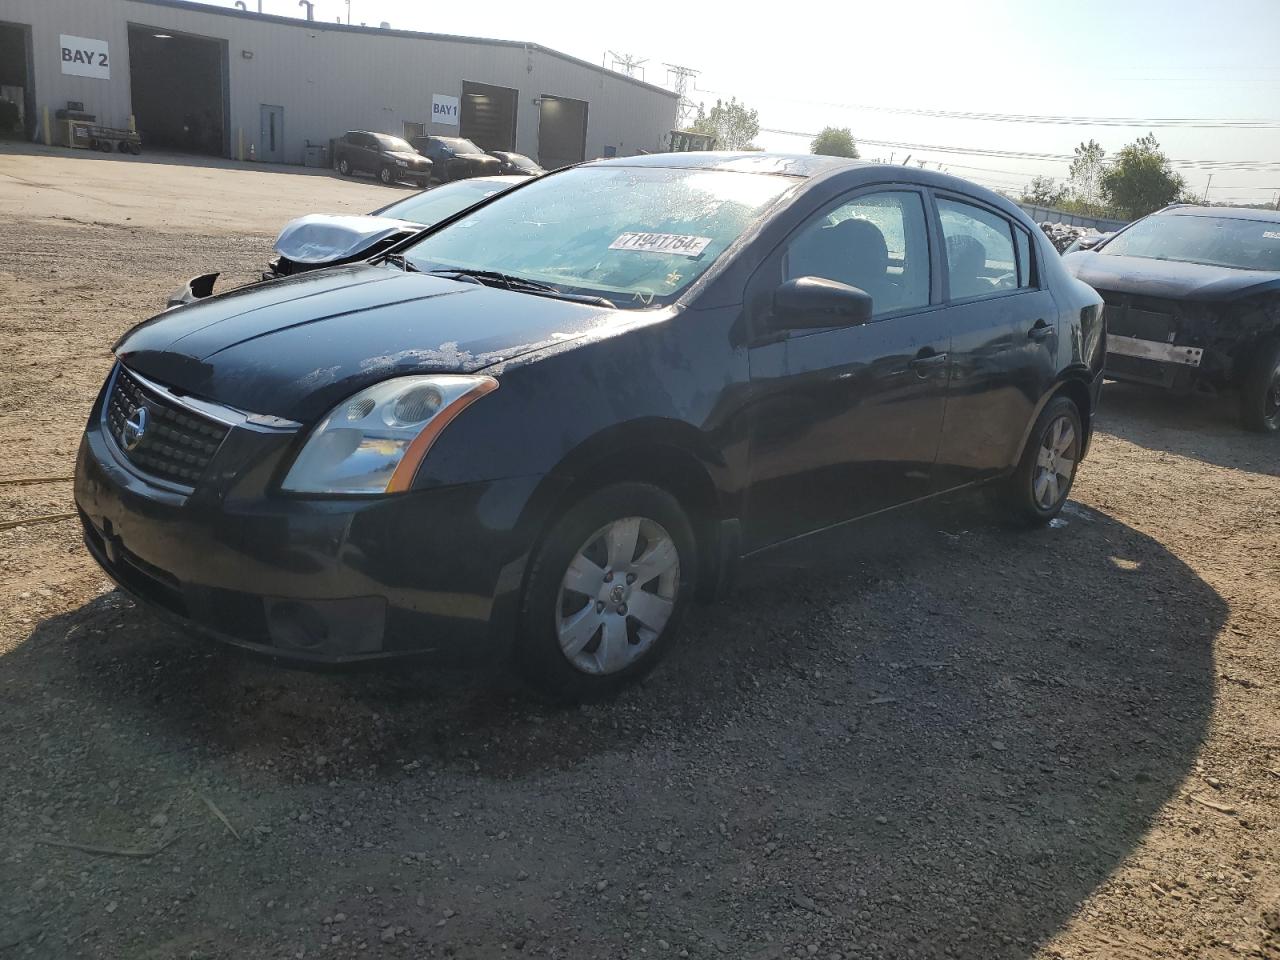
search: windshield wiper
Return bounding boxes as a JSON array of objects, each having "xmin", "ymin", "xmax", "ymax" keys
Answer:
[
  {"xmin": 383, "ymin": 253, "xmax": 419, "ymax": 272},
  {"xmin": 427, "ymin": 268, "xmax": 616, "ymax": 307}
]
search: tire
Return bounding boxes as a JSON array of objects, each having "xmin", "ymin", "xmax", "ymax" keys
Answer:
[
  {"xmin": 337, "ymin": 157, "xmax": 351, "ymax": 176},
  {"xmin": 1239, "ymin": 338, "xmax": 1280, "ymax": 433},
  {"xmin": 999, "ymin": 395, "xmax": 1083, "ymax": 526},
  {"xmin": 378, "ymin": 166, "xmax": 394, "ymax": 185},
  {"xmin": 99, "ymin": 140, "xmax": 113, "ymax": 153},
  {"xmin": 518, "ymin": 483, "xmax": 697, "ymax": 702},
  {"xmin": 117, "ymin": 140, "xmax": 130, "ymax": 153}
]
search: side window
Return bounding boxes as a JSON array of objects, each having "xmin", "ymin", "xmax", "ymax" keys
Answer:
[
  {"xmin": 1014, "ymin": 225, "xmax": 1033, "ymax": 287},
  {"xmin": 937, "ymin": 198, "xmax": 1019, "ymax": 299},
  {"xmin": 784, "ymin": 190, "xmax": 930, "ymax": 317}
]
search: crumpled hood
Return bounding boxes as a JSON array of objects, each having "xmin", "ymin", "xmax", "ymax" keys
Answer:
[
  {"xmin": 274, "ymin": 214, "xmax": 422, "ymax": 264},
  {"xmin": 115, "ymin": 263, "xmax": 618, "ymax": 422},
  {"xmin": 1064, "ymin": 251, "xmax": 1280, "ymax": 302}
]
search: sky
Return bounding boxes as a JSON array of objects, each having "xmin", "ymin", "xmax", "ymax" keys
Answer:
[{"xmin": 193, "ymin": 0, "xmax": 1280, "ymax": 204}]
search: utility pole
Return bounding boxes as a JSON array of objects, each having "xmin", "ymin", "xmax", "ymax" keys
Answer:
[
  {"xmin": 345, "ymin": 0, "xmax": 352, "ymax": 24},
  {"xmin": 1202, "ymin": 173, "xmax": 1213, "ymax": 203},
  {"xmin": 663, "ymin": 64, "xmax": 701, "ymax": 129}
]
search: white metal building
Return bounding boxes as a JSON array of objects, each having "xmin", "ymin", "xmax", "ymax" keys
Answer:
[{"xmin": 0, "ymin": 0, "xmax": 679, "ymax": 168}]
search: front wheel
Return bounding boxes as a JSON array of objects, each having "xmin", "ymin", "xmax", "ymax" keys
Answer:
[
  {"xmin": 518, "ymin": 483, "xmax": 696, "ymax": 702},
  {"xmin": 337, "ymin": 157, "xmax": 351, "ymax": 176},
  {"xmin": 998, "ymin": 395, "xmax": 1083, "ymax": 526},
  {"xmin": 378, "ymin": 166, "xmax": 394, "ymax": 185},
  {"xmin": 1239, "ymin": 338, "xmax": 1280, "ymax": 433}
]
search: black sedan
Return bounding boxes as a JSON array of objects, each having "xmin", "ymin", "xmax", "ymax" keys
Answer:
[
  {"xmin": 167, "ymin": 177, "xmax": 530, "ymax": 306},
  {"xmin": 410, "ymin": 136, "xmax": 502, "ymax": 182},
  {"xmin": 75, "ymin": 153, "xmax": 1104, "ymax": 700},
  {"xmin": 1065, "ymin": 204, "xmax": 1280, "ymax": 432},
  {"xmin": 489, "ymin": 151, "xmax": 545, "ymax": 176}
]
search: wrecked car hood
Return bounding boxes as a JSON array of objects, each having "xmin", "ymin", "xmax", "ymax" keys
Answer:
[
  {"xmin": 114, "ymin": 263, "xmax": 618, "ymax": 422},
  {"xmin": 1064, "ymin": 252, "xmax": 1280, "ymax": 302},
  {"xmin": 274, "ymin": 213, "xmax": 422, "ymax": 265}
]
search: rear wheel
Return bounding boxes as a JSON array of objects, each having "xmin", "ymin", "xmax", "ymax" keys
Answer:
[
  {"xmin": 337, "ymin": 157, "xmax": 351, "ymax": 176},
  {"xmin": 518, "ymin": 483, "xmax": 696, "ymax": 702},
  {"xmin": 999, "ymin": 396, "xmax": 1082, "ymax": 526},
  {"xmin": 1239, "ymin": 338, "xmax": 1280, "ymax": 433}
]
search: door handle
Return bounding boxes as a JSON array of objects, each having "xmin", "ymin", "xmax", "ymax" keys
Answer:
[
  {"xmin": 1028, "ymin": 320, "xmax": 1054, "ymax": 341},
  {"xmin": 908, "ymin": 351, "xmax": 949, "ymax": 377}
]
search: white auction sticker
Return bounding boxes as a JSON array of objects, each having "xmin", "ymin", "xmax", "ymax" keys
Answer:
[
  {"xmin": 1264, "ymin": 231, "xmax": 1280, "ymax": 240},
  {"xmin": 609, "ymin": 232, "xmax": 712, "ymax": 257}
]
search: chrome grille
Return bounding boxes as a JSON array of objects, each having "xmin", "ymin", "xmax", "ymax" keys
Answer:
[{"xmin": 105, "ymin": 365, "xmax": 229, "ymax": 487}]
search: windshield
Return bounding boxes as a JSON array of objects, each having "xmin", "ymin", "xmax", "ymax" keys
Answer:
[
  {"xmin": 374, "ymin": 134, "xmax": 416, "ymax": 153},
  {"xmin": 1099, "ymin": 213, "xmax": 1280, "ymax": 271},
  {"xmin": 505, "ymin": 153, "xmax": 541, "ymax": 171},
  {"xmin": 403, "ymin": 165, "xmax": 797, "ymax": 308},
  {"xmin": 374, "ymin": 179, "xmax": 515, "ymax": 225},
  {"xmin": 436, "ymin": 138, "xmax": 483, "ymax": 154}
]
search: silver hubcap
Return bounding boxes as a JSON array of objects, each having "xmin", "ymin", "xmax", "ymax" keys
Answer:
[
  {"xmin": 556, "ymin": 516, "xmax": 680, "ymax": 675},
  {"xmin": 1033, "ymin": 415, "xmax": 1078, "ymax": 510}
]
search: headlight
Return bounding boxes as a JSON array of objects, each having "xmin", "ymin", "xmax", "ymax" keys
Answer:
[{"xmin": 281, "ymin": 375, "xmax": 497, "ymax": 495}]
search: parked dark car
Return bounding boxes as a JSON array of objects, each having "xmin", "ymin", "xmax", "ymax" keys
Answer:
[
  {"xmin": 75, "ymin": 153, "xmax": 1104, "ymax": 700},
  {"xmin": 489, "ymin": 151, "xmax": 545, "ymax": 176},
  {"xmin": 166, "ymin": 177, "xmax": 531, "ymax": 307},
  {"xmin": 265, "ymin": 176, "xmax": 530, "ymax": 279},
  {"xmin": 333, "ymin": 131, "xmax": 432, "ymax": 186},
  {"xmin": 409, "ymin": 136, "xmax": 501, "ymax": 182},
  {"xmin": 1064, "ymin": 205, "xmax": 1280, "ymax": 432}
]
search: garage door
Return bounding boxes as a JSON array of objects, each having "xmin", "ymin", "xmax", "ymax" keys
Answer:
[
  {"xmin": 537, "ymin": 95, "xmax": 587, "ymax": 170},
  {"xmin": 460, "ymin": 81, "xmax": 516, "ymax": 153}
]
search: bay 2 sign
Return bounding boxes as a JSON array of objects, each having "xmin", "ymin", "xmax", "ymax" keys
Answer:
[
  {"xmin": 60, "ymin": 35, "xmax": 110, "ymax": 80},
  {"xmin": 431, "ymin": 95, "xmax": 459, "ymax": 126}
]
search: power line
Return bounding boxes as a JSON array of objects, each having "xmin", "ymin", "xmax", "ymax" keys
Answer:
[
  {"xmin": 699, "ymin": 89, "xmax": 1280, "ymax": 128},
  {"xmin": 759, "ymin": 129, "xmax": 1280, "ymax": 173}
]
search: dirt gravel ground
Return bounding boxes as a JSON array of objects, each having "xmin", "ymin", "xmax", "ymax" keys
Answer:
[{"xmin": 1, "ymin": 144, "xmax": 1278, "ymax": 960}]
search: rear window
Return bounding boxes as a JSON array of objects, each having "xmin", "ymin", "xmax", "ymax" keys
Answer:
[{"xmin": 1099, "ymin": 213, "xmax": 1280, "ymax": 271}]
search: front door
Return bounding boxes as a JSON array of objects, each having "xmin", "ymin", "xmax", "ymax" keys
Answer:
[
  {"xmin": 930, "ymin": 194, "xmax": 1060, "ymax": 489},
  {"xmin": 259, "ymin": 104, "xmax": 283, "ymax": 163},
  {"xmin": 743, "ymin": 188, "xmax": 950, "ymax": 550}
]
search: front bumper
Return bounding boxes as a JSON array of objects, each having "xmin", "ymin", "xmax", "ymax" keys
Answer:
[{"xmin": 73, "ymin": 392, "xmax": 548, "ymax": 664}]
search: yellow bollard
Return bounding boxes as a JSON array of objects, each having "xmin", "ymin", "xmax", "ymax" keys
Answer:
[
  {"xmin": 42, "ymin": 106, "xmax": 51, "ymax": 146},
  {"xmin": 128, "ymin": 114, "xmax": 136, "ymax": 132}
]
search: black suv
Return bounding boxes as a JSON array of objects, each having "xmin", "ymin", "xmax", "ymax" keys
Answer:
[
  {"xmin": 410, "ymin": 136, "xmax": 501, "ymax": 182},
  {"xmin": 333, "ymin": 131, "xmax": 432, "ymax": 186},
  {"xmin": 1065, "ymin": 205, "xmax": 1280, "ymax": 432}
]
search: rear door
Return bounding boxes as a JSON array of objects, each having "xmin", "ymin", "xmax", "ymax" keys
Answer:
[
  {"xmin": 743, "ymin": 187, "xmax": 950, "ymax": 549},
  {"xmin": 929, "ymin": 193, "xmax": 1060, "ymax": 489}
]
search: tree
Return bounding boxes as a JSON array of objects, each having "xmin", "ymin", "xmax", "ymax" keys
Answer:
[
  {"xmin": 810, "ymin": 126, "xmax": 859, "ymax": 158},
  {"xmin": 1020, "ymin": 175, "xmax": 1066, "ymax": 208},
  {"xmin": 690, "ymin": 97, "xmax": 760, "ymax": 151},
  {"xmin": 1101, "ymin": 133, "xmax": 1186, "ymax": 219},
  {"xmin": 1067, "ymin": 139, "xmax": 1107, "ymax": 215}
]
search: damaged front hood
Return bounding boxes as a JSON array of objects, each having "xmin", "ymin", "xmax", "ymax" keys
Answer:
[
  {"xmin": 1065, "ymin": 252, "xmax": 1280, "ymax": 302},
  {"xmin": 115, "ymin": 263, "xmax": 618, "ymax": 422},
  {"xmin": 274, "ymin": 214, "xmax": 422, "ymax": 264}
]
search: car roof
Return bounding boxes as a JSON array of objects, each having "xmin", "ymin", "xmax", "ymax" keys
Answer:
[
  {"xmin": 583, "ymin": 151, "xmax": 1030, "ymax": 224},
  {"xmin": 1155, "ymin": 204, "xmax": 1280, "ymax": 223},
  {"xmin": 589, "ymin": 151, "xmax": 865, "ymax": 178}
]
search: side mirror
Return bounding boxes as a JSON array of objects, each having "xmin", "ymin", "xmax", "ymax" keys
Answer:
[{"xmin": 771, "ymin": 276, "xmax": 873, "ymax": 329}]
